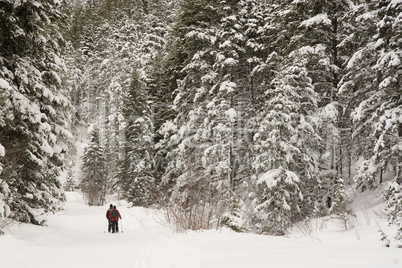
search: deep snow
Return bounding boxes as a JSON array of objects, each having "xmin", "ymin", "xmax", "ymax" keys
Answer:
[{"xmin": 1, "ymin": 190, "xmax": 401, "ymax": 268}]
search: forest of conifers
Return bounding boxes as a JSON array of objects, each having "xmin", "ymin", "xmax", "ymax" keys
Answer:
[{"xmin": 0, "ymin": 0, "xmax": 401, "ymax": 238}]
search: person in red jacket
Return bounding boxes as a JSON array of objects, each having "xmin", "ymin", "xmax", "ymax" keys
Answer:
[
  {"xmin": 106, "ymin": 204, "xmax": 113, "ymax": 232},
  {"xmin": 109, "ymin": 205, "xmax": 122, "ymax": 233}
]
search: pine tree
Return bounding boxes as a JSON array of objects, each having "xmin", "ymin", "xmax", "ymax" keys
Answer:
[
  {"xmin": 328, "ymin": 173, "xmax": 354, "ymax": 226},
  {"xmin": 385, "ymin": 182, "xmax": 402, "ymax": 247},
  {"xmin": 338, "ymin": 1, "xmax": 379, "ymax": 188},
  {"xmin": 0, "ymin": 0, "xmax": 71, "ymax": 224},
  {"xmin": 157, "ymin": 0, "xmax": 227, "ymax": 229},
  {"xmin": 116, "ymin": 69, "xmax": 154, "ymax": 206},
  {"xmin": 202, "ymin": 0, "xmax": 243, "ymax": 220},
  {"xmin": 252, "ymin": 49, "xmax": 322, "ymax": 233},
  {"xmin": 81, "ymin": 125, "xmax": 107, "ymax": 206},
  {"xmin": 345, "ymin": 0, "xmax": 402, "ymax": 190},
  {"xmin": 374, "ymin": 0, "xmax": 402, "ymax": 246},
  {"xmin": 273, "ymin": 0, "xmax": 354, "ymax": 178},
  {"xmin": 64, "ymin": 167, "xmax": 77, "ymax": 192},
  {"xmin": 254, "ymin": 168, "xmax": 303, "ymax": 235}
]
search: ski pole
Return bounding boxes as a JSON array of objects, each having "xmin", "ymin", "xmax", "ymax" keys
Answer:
[
  {"xmin": 105, "ymin": 219, "xmax": 108, "ymax": 233},
  {"xmin": 121, "ymin": 219, "xmax": 124, "ymax": 233}
]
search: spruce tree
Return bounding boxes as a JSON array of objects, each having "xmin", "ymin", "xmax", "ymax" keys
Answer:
[
  {"xmin": 116, "ymin": 69, "xmax": 154, "ymax": 206},
  {"xmin": 80, "ymin": 125, "xmax": 107, "ymax": 206},
  {"xmin": 328, "ymin": 173, "xmax": 353, "ymax": 225},
  {"xmin": 0, "ymin": 0, "xmax": 70, "ymax": 224},
  {"xmin": 344, "ymin": 0, "xmax": 402, "ymax": 190},
  {"xmin": 255, "ymin": 168, "xmax": 303, "ymax": 235},
  {"xmin": 337, "ymin": 1, "xmax": 379, "ymax": 188},
  {"xmin": 253, "ymin": 50, "xmax": 322, "ymax": 233},
  {"xmin": 385, "ymin": 182, "xmax": 402, "ymax": 247},
  {"xmin": 158, "ymin": 0, "xmax": 225, "ymax": 229}
]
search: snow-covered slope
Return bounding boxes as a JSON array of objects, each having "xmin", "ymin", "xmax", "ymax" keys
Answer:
[{"xmin": 1, "ymin": 191, "xmax": 401, "ymax": 268}]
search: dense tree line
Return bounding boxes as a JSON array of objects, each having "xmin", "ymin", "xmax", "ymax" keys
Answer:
[{"xmin": 1, "ymin": 0, "xmax": 400, "ymax": 243}]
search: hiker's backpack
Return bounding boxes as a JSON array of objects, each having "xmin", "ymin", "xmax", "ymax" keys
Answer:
[{"xmin": 111, "ymin": 210, "xmax": 118, "ymax": 218}]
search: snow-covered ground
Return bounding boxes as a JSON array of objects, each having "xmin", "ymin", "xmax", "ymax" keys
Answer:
[{"xmin": 1, "ymin": 190, "xmax": 401, "ymax": 268}]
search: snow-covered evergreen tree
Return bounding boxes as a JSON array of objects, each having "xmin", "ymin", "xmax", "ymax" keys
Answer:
[
  {"xmin": 385, "ymin": 182, "xmax": 402, "ymax": 247},
  {"xmin": 328, "ymin": 173, "xmax": 353, "ymax": 223},
  {"xmin": 338, "ymin": 1, "xmax": 380, "ymax": 190},
  {"xmin": 64, "ymin": 167, "xmax": 78, "ymax": 192},
  {"xmin": 116, "ymin": 69, "xmax": 154, "ymax": 206},
  {"xmin": 254, "ymin": 168, "xmax": 303, "ymax": 235},
  {"xmin": 0, "ymin": 0, "xmax": 71, "ymax": 224},
  {"xmin": 252, "ymin": 48, "xmax": 322, "ymax": 233},
  {"xmin": 158, "ymin": 0, "xmax": 228, "ymax": 229},
  {"xmin": 80, "ymin": 125, "xmax": 107, "ymax": 206},
  {"xmin": 344, "ymin": 0, "xmax": 401, "ymax": 190}
]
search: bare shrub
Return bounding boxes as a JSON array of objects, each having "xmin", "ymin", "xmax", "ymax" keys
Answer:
[
  {"xmin": 164, "ymin": 201, "xmax": 222, "ymax": 232},
  {"xmin": 0, "ymin": 218, "xmax": 15, "ymax": 235}
]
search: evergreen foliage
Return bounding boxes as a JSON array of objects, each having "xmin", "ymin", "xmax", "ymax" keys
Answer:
[
  {"xmin": 116, "ymin": 69, "xmax": 154, "ymax": 206},
  {"xmin": 0, "ymin": 0, "xmax": 70, "ymax": 224},
  {"xmin": 1, "ymin": 0, "xmax": 400, "ymax": 239},
  {"xmin": 328, "ymin": 174, "xmax": 354, "ymax": 223},
  {"xmin": 64, "ymin": 165, "xmax": 78, "ymax": 192},
  {"xmin": 80, "ymin": 125, "xmax": 107, "ymax": 206},
  {"xmin": 385, "ymin": 182, "xmax": 402, "ymax": 247},
  {"xmin": 254, "ymin": 168, "xmax": 304, "ymax": 235},
  {"xmin": 342, "ymin": 0, "xmax": 401, "ymax": 191},
  {"xmin": 159, "ymin": 0, "xmax": 223, "ymax": 229}
]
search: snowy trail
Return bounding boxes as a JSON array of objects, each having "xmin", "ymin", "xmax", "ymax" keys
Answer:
[
  {"xmin": 2, "ymin": 192, "xmax": 402, "ymax": 268},
  {"xmin": 3, "ymin": 192, "xmax": 189, "ymax": 268}
]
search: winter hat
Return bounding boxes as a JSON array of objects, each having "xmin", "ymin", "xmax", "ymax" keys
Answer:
[
  {"xmin": 109, "ymin": 204, "xmax": 113, "ymax": 208},
  {"xmin": 113, "ymin": 206, "xmax": 116, "ymax": 209}
]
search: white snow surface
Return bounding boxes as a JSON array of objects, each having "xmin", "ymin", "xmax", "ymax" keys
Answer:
[
  {"xmin": 391, "ymin": 0, "xmax": 402, "ymax": 5},
  {"xmin": 0, "ymin": 143, "xmax": 5, "ymax": 157},
  {"xmin": 0, "ymin": 78, "xmax": 11, "ymax": 90},
  {"xmin": 2, "ymin": 190, "xmax": 402, "ymax": 268},
  {"xmin": 300, "ymin": 13, "xmax": 331, "ymax": 28},
  {"xmin": 258, "ymin": 168, "xmax": 300, "ymax": 188}
]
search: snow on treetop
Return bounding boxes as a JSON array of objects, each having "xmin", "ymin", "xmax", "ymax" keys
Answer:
[
  {"xmin": 391, "ymin": 0, "xmax": 402, "ymax": 6},
  {"xmin": 345, "ymin": 46, "xmax": 371, "ymax": 70},
  {"xmin": 159, "ymin": 120, "xmax": 177, "ymax": 136},
  {"xmin": 219, "ymin": 81, "xmax": 236, "ymax": 93},
  {"xmin": 41, "ymin": 139, "xmax": 54, "ymax": 157},
  {"xmin": 0, "ymin": 78, "xmax": 10, "ymax": 89},
  {"xmin": 223, "ymin": 58, "xmax": 238, "ymax": 66},
  {"xmin": 300, "ymin": 13, "xmax": 331, "ymax": 28},
  {"xmin": 135, "ymin": 117, "xmax": 145, "ymax": 123},
  {"xmin": 379, "ymin": 51, "xmax": 401, "ymax": 68},
  {"xmin": 0, "ymin": 144, "xmax": 5, "ymax": 157},
  {"xmin": 12, "ymin": 0, "xmax": 26, "ymax": 8},
  {"xmin": 220, "ymin": 40, "xmax": 232, "ymax": 48},
  {"xmin": 322, "ymin": 102, "xmax": 339, "ymax": 121},
  {"xmin": 375, "ymin": 38, "xmax": 385, "ymax": 49},
  {"xmin": 225, "ymin": 108, "xmax": 237, "ymax": 122},
  {"xmin": 292, "ymin": 0, "xmax": 309, "ymax": 3},
  {"xmin": 379, "ymin": 77, "xmax": 393, "ymax": 90},
  {"xmin": 87, "ymin": 124, "xmax": 96, "ymax": 135},
  {"xmin": 185, "ymin": 30, "xmax": 212, "ymax": 42},
  {"xmin": 356, "ymin": 10, "xmax": 376, "ymax": 22},
  {"xmin": 258, "ymin": 168, "xmax": 300, "ymax": 189},
  {"xmin": 224, "ymin": 15, "xmax": 237, "ymax": 22}
]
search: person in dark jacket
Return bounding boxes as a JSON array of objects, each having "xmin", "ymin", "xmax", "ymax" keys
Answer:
[
  {"xmin": 109, "ymin": 205, "xmax": 122, "ymax": 233},
  {"xmin": 106, "ymin": 204, "xmax": 113, "ymax": 232}
]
